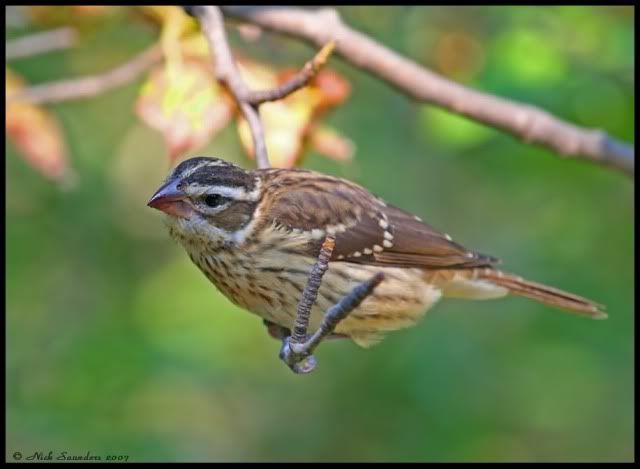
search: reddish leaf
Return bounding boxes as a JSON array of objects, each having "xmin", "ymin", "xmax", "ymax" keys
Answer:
[
  {"xmin": 308, "ymin": 125, "xmax": 355, "ymax": 162},
  {"xmin": 307, "ymin": 70, "xmax": 351, "ymax": 114},
  {"xmin": 6, "ymin": 70, "xmax": 71, "ymax": 183}
]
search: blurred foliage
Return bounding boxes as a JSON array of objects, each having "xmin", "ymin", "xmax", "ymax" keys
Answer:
[
  {"xmin": 6, "ymin": 5, "xmax": 634, "ymax": 462},
  {"xmin": 6, "ymin": 6, "xmax": 352, "ymax": 175}
]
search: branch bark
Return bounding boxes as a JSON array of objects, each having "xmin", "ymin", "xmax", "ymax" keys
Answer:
[
  {"xmin": 246, "ymin": 41, "xmax": 335, "ymax": 105},
  {"xmin": 7, "ymin": 44, "xmax": 162, "ymax": 105},
  {"xmin": 221, "ymin": 6, "xmax": 634, "ymax": 177},
  {"xmin": 6, "ymin": 27, "xmax": 77, "ymax": 60},
  {"xmin": 187, "ymin": 6, "xmax": 336, "ymax": 169},
  {"xmin": 192, "ymin": 5, "xmax": 269, "ymax": 169}
]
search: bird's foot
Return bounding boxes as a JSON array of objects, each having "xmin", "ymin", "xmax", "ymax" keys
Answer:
[
  {"xmin": 279, "ymin": 337, "xmax": 317, "ymax": 374},
  {"xmin": 276, "ymin": 235, "xmax": 384, "ymax": 375}
]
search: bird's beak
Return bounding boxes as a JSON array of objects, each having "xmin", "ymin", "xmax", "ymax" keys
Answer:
[{"xmin": 147, "ymin": 179, "xmax": 194, "ymax": 219}]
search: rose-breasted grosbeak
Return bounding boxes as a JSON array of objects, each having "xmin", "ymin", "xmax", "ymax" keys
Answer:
[{"xmin": 148, "ymin": 156, "xmax": 605, "ymax": 347}]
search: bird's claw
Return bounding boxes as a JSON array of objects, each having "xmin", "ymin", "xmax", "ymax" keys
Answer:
[{"xmin": 279, "ymin": 337, "xmax": 317, "ymax": 374}]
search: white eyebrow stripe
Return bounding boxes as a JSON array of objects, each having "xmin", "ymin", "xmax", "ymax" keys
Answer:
[{"xmin": 188, "ymin": 184, "xmax": 256, "ymax": 201}]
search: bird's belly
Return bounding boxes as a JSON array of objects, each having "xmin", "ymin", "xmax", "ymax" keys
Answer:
[
  {"xmin": 188, "ymin": 246, "xmax": 442, "ymax": 347},
  {"xmin": 321, "ymin": 263, "xmax": 442, "ymax": 346}
]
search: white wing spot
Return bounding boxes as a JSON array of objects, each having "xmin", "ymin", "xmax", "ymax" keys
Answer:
[
  {"xmin": 363, "ymin": 248, "xmax": 373, "ymax": 255},
  {"xmin": 373, "ymin": 244, "xmax": 384, "ymax": 253},
  {"xmin": 466, "ymin": 252, "xmax": 474, "ymax": 258},
  {"xmin": 378, "ymin": 218, "xmax": 389, "ymax": 229},
  {"xmin": 383, "ymin": 239, "xmax": 393, "ymax": 248},
  {"xmin": 337, "ymin": 254, "xmax": 345, "ymax": 260},
  {"xmin": 414, "ymin": 215, "xmax": 423, "ymax": 222},
  {"xmin": 444, "ymin": 234, "xmax": 452, "ymax": 241},
  {"xmin": 384, "ymin": 231, "xmax": 394, "ymax": 240},
  {"xmin": 326, "ymin": 223, "xmax": 348, "ymax": 235},
  {"xmin": 352, "ymin": 251, "xmax": 362, "ymax": 257}
]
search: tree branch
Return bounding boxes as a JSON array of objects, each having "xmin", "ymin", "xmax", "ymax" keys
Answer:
[
  {"xmin": 246, "ymin": 41, "xmax": 335, "ymax": 105},
  {"xmin": 6, "ymin": 27, "xmax": 77, "ymax": 60},
  {"xmin": 191, "ymin": 5, "xmax": 269, "ymax": 169},
  {"xmin": 221, "ymin": 6, "xmax": 634, "ymax": 177},
  {"xmin": 186, "ymin": 6, "xmax": 336, "ymax": 169},
  {"xmin": 7, "ymin": 43, "xmax": 162, "ymax": 105}
]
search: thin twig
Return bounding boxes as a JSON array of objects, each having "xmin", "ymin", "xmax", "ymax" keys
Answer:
[
  {"xmin": 186, "ymin": 6, "xmax": 337, "ymax": 169},
  {"xmin": 247, "ymin": 40, "xmax": 336, "ymax": 105},
  {"xmin": 190, "ymin": 5, "xmax": 269, "ymax": 168},
  {"xmin": 6, "ymin": 27, "xmax": 77, "ymax": 60},
  {"xmin": 7, "ymin": 44, "xmax": 162, "ymax": 105},
  {"xmin": 221, "ymin": 6, "xmax": 634, "ymax": 177}
]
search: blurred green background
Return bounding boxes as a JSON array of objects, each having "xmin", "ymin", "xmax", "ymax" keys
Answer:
[{"xmin": 6, "ymin": 6, "xmax": 634, "ymax": 462}]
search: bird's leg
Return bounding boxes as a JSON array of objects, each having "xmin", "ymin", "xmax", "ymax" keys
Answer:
[
  {"xmin": 279, "ymin": 235, "xmax": 384, "ymax": 374},
  {"xmin": 294, "ymin": 271, "xmax": 384, "ymax": 353},
  {"xmin": 278, "ymin": 235, "xmax": 335, "ymax": 373},
  {"xmin": 263, "ymin": 319, "xmax": 346, "ymax": 342},
  {"xmin": 280, "ymin": 274, "xmax": 384, "ymax": 374}
]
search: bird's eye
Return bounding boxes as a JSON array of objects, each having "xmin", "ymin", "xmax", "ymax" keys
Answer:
[{"xmin": 203, "ymin": 194, "xmax": 229, "ymax": 208}]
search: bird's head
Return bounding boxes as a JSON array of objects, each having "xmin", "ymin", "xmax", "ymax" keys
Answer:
[{"xmin": 147, "ymin": 156, "xmax": 261, "ymax": 245}]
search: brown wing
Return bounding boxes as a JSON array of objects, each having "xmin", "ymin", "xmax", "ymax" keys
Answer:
[
  {"xmin": 262, "ymin": 169, "xmax": 498, "ymax": 270},
  {"xmin": 373, "ymin": 203, "xmax": 498, "ymax": 269}
]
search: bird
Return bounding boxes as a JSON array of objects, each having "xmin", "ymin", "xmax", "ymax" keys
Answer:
[{"xmin": 148, "ymin": 156, "xmax": 606, "ymax": 348}]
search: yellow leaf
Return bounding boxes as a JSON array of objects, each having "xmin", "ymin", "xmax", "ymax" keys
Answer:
[
  {"xmin": 235, "ymin": 59, "xmax": 352, "ymax": 168},
  {"xmin": 237, "ymin": 59, "xmax": 279, "ymax": 90},
  {"xmin": 135, "ymin": 59, "xmax": 233, "ymax": 162},
  {"xmin": 180, "ymin": 34, "xmax": 211, "ymax": 59},
  {"xmin": 138, "ymin": 6, "xmax": 198, "ymax": 35}
]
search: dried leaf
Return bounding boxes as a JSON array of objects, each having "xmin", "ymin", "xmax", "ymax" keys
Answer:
[
  {"xmin": 139, "ymin": 6, "xmax": 197, "ymax": 31},
  {"xmin": 308, "ymin": 125, "xmax": 355, "ymax": 162},
  {"xmin": 237, "ymin": 59, "xmax": 279, "ymax": 90},
  {"xmin": 236, "ymin": 59, "xmax": 352, "ymax": 168},
  {"xmin": 237, "ymin": 99, "xmax": 310, "ymax": 168},
  {"xmin": 6, "ymin": 69, "xmax": 72, "ymax": 183},
  {"xmin": 135, "ymin": 59, "xmax": 233, "ymax": 162},
  {"xmin": 310, "ymin": 70, "xmax": 351, "ymax": 115},
  {"xmin": 180, "ymin": 34, "xmax": 210, "ymax": 59},
  {"xmin": 236, "ymin": 59, "xmax": 314, "ymax": 168},
  {"xmin": 158, "ymin": 6, "xmax": 197, "ymax": 67}
]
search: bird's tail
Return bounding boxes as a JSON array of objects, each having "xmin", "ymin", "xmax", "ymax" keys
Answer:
[{"xmin": 479, "ymin": 269, "xmax": 607, "ymax": 319}]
